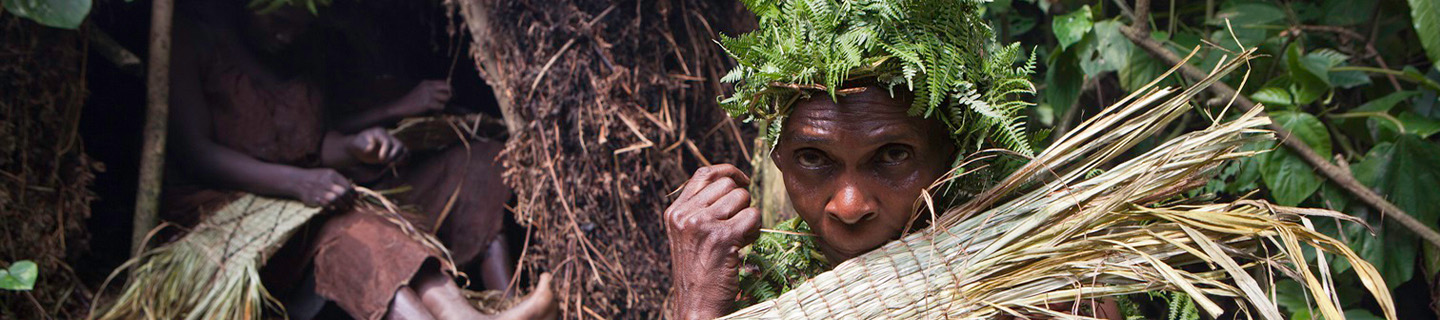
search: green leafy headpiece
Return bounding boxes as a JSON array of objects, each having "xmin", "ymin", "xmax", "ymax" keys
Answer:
[{"xmin": 719, "ymin": 0, "xmax": 1037, "ymax": 157}]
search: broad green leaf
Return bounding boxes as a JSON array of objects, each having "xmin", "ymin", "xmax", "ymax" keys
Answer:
[
  {"xmin": 1292, "ymin": 1, "xmax": 1322, "ymax": 23},
  {"xmin": 1400, "ymin": 112, "xmax": 1440, "ymax": 138},
  {"xmin": 1078, "ymin": 20, "xmax": 1133, "ymax": 77},
  {"xmin": 1259, "ymin": 111, "xmax": 1331, "ymax": 206},
  {"xmin": 1300, "ymin": 53, "xmax": 1337, "ymax": 88},
  {"xmin": 1117, "ymin": 35, "xmax": 1177, "ymax": 92},
  {"xmin": 1354, "ymin": 91, "xmax": 1420, "ymax": 113},
  {"xmin": 1211, "ymin": 2, "xmax": 1285, "ymax": 27},
  {"xmin": 1251, "ymin": 87, "xmax": 1295, "ymax": 108},
  {"xmin": 1319, "ymin": 181, "xmax": 1350, "ymax": 212},
  {"xmin": 1321, "ymin": 0, "xmax": 1376, "ymax": 26},
  {"xmin": 1349, "ymin": 136, "xmax": 1440, "ymax": 288},
  {"xmin": 1286, "ymin": 43, "xmax": 1328, "ymax": 105},
  {"xmin": 1052, "ymin": 5, "xmax": 1091, "ymax": 50},
  {"xmin": 1044, "ymin": 47, "xmax": 1083, "ymax": 121},
  {"xmin": 1326, "ymin": 204, "xmax": 1418, "ymax": 290},
  {"xmin": 1, "ymin": 0, "xmax": 92, "ymax": 29},
  {"xmin": 1414, "ymin": 69, "xmax": 1440, "ymax": 119},
  {"xmin": 1409, "ymin": 0, "xmax": 1440, "ymax": 64},
  {"xmin": 1274, "ymin": 280, "xmax": 1308, "ymax": 316},
  {"xmin": 1373, "ymin": 112, "xmax": 1440, "ymax": 140},
  {"xmin": 1275, "ymin": 276, "xmax": 1365, "ymax": 318},
  {"xmin": 0, "ymin": 260, "xmax": 37, "ymax": 291},
  {"xmin": 1006, "ymin": 15, "xmax": 1036, "ymax": 36},
  {"xmin": 1308, "ymin": 49, "xmax": 1370, "ymax": 89},
  {"xmin": 1329, "ymin": 69, "xmax": 1371, "ymax": 89},
  {"xmin": 1207, "ymin": 27, "xmax": 1269, "ymax": 54},
  {"xmin": 1352, "ymin": 135, "xmax": 1440, "ymax": 226}
]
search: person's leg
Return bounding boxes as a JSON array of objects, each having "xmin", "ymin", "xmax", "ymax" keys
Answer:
[
  {"xmin": 412, "ymin": 266, "xmax": 488, "ymax": 320},
  {"xmin": 411, "ymin": 266, "xmax": 558, "ymax": 320},
  {"xmin": 480, "ymin": 238, "xmax": 514, "ymax": 293},
  {"xmin": 385, "ymin": 287, "xmax": 438, "ymax": 320}
]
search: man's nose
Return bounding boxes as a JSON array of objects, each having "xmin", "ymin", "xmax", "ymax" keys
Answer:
[{"xmin": 825, "ymin": 184, "xmax": 877, "ymax": 225}]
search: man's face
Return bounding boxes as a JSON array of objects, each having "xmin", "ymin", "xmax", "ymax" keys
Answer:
[
  {"xmin": 775, "ymin": 88, "xmax": 955, "ymax": 263},
  {"xmin": 243, "ymin": 6, "xmax": 315, "ymax": 54}
]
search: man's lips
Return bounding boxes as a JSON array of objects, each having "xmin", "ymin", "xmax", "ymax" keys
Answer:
[{"xmin": 818, "ymin": 231, "xmax": 888, "ymax": 261}]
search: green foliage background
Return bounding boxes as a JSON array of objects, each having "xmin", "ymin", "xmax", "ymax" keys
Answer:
[{"xmin": 987, "ymin": 0, "xmax": 1440, "ymax": 318}]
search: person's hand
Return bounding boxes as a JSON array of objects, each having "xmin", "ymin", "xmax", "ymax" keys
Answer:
[
  {"xmin": 391, "ymin": 80, "xmax": 450, "ymax": 118},
  {"xmin": 664, "ymin": 164, "xmax": 762, "ymax": 320},
  {"xmin": 346, "ymin": 127, "xmax": 406, "ymax": 165},
  {"xmin": 288, "ymin": 168, "xmax": 351, "ymax": 207}
]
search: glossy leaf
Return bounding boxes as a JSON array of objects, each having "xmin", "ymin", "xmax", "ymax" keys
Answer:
[
  {"xmin": 1347, "ymin": 136, "xmax": 1440, "ymax": 289},
  {"xmin": 1259, "ymin": 111, "xmax": 1331, "ymax": 206},
  {"xmin": 1251, "ymin": 87, "xmax": 1295, "ymax": 108},
  {"xmin": 1052, "ymin": 5, "xmax": 1091, "ymax": 50},
  {"xmin": 1044, "ymin": 47, "xmax": 1083, "ymax": 121},
  {"xmin": 1286, "ymin": 43, "xmax": 1328, "ymax": 105},
  {"xmin": 1211, "ymin": 2, "xmax": 1285, "ymax": 27},
  {"xmin": 1354, "ymin": 91, "xmax": 1419, "ymax": 113},
  {"xmin": 1373, "ymin": 112, "xmax": 1440, "ymax": 140},
  {"xmin": 1409, "ymin": 0, "xmax": 1440, "ymax": 64},
  {"xmin": 1352, "ymin": 135, "xmax": 1440, "ymax": 230},
  {"xmin": 1078, "ymin": 20, "xmax": 1132, "ymax": 77},
  {"xmin": 1321, "ymin": 0, "xmax": 1375, "ymax": 26},
  {"xmin": 0, "ymin": 260, "xmax": 37, "ymax": 291},
  {"xmin": 1, "ymin": 0, "xmax": 92, "ymax": 29},
  {"xmin": 1118, "ymin": 32, "xmax": 1179, "ymax": 92}
]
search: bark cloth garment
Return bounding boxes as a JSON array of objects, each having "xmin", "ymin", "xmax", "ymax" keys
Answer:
[{"xmin": 160, "ymin": 14, "xmax": 509, "ymax": 320}]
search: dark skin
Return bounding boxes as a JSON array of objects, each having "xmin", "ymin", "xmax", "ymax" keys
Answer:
[
  {"xmin": 665, "ymin": 88, "xmax": 1121, "ymax": 319},
  {"xmin": 171, "ymin": 6, "xmax": 555, "ymax": 320}
]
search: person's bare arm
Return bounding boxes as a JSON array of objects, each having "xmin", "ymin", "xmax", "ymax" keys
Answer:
[
  {"xmin": 332, "ymin": 80, "xmax": 450, "ymax": 133},
  {"xmin": 318, "ymin": 127, "xmax": 406, "ymax": 169},
  {"xmin": 168, "ymin": 24, "xmax": 348, "ymax": 207},
  {"xmin": 665, "ymin": 164, "xmax": 762, "ymax": 320}
]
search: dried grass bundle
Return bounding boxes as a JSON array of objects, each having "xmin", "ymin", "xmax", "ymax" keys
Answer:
[
  {"xmin": 91, "ymin": 188, "xmax": 452, "ymax": 320},
  {"xmin": 722, "ymin": 48, "xmax": 1395, "ymax": 319},
  {"xmin": 91, "ymin": 195, "xmax": 321, "ymax": 320}
]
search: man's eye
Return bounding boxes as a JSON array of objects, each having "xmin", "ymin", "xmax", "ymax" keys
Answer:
[
  {"xmin": 795, "ymin": 149, "xmax": 830, "ymax": 168},
  {"xmin": 878, "ymin": 146, "xmax": 912, "ymax": 164}
]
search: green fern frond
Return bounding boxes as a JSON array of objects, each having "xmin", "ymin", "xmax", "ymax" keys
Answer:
[
  {"xmin": 717, "ymin": 0, "xmax": 1037, "ymax": 161},
  {"xmin": 737, "ymin": 218, "xmax": 828, "ymax": 308}
]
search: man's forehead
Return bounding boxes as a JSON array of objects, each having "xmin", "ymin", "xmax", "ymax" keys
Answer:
[{"xmin": 783, "ymin": 91, "xmax": 934, "ymax": 144}]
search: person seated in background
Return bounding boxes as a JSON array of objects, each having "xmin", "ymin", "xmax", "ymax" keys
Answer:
[{"xmin": 162, "ymin": 1, "xmax": 554, "ymax": 319}]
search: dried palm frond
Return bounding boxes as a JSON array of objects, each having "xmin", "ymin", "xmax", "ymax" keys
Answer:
[
  {"xmin": 390, "ymin": 113, "xmax": 509, "ymax": 152},
  {"xmin": 91, "ymin": 188, "xmax": 452, "ymax": 320},
  {"xmin": 722, "ymin": 47, "xmax": 1396, "ymax": 319}
]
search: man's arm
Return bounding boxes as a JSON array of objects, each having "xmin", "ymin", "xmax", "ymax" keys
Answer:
[{"xmin": 665, "ymin": 164, "xmax": 762, "ymax": 320}]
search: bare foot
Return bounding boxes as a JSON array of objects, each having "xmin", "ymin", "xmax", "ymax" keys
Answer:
[
  {"xmin": 386, "ymin": 286, "xmax": 439, "ymax": 320},
  {"xmin": 491, "ymin": 273, "xmax": 558, "ymax": 320},
  {"xmin": 414, "ymin": 269, "xmax": 558, "ymax": 320}
]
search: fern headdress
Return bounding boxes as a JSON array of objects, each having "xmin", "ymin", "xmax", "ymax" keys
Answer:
[{"xmin": 719, "ymin": 0, "xmax": 1037, "ymax": 158}]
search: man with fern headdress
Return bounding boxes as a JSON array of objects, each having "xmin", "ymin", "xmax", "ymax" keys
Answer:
[{"xmin": 664, "ymin": 0, "xmax": 1119, "ymax": 318}]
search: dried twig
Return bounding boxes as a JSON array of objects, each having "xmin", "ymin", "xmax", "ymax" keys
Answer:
[{"xmin": 89, "ymin": 28, "xmax": 143, "ymax": 77}]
